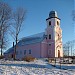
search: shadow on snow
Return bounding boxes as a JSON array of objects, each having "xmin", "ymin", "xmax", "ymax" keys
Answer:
[{"xmin": 0, "ymin": 63, "xmax": 53, "ymax": 69}]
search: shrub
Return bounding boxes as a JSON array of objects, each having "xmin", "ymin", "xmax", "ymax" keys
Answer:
[{"xmin": 22, "ymin": 56, "xmax": 35, "ymax": 62}]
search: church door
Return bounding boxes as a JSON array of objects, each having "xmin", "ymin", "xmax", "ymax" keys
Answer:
[{"xmin": 58, "ymin": 50, "xmax": 60, "ymax": 58}]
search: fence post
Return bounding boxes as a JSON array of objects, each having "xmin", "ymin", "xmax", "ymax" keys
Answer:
[
  {"xmin": 60, "ymin": 57, "xmax": 61, "ymax": 69},
  {"xmin": 54, "ymin": 57, "xmax": 56, "ymax": 67}
]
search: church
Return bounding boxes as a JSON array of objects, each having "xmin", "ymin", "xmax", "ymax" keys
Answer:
[{"xmin": 4, "ymin": 11, "xmax": 63, "ymax": 60}]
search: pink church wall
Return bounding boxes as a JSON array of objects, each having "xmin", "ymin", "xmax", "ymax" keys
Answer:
[
  {"xmin": 41, "ymin": 41, "xmax": 48, "ymax": 58},
  {"xmin": 16, "ymin": 43, "xmax": 41, "ymax": 59}
]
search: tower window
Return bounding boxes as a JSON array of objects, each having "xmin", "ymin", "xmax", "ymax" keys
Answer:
[
  {"xmin": 58, "ymin": 34, "xmax": 60, "ymax": 40},
  {"xmin": 49, "ymin": 21, "xmax": 51, "ymax": 26},
  {"xmin": 49, "ymin": 44, "xmax": 51, "ymax": 46},
  {"xmin": 46, "ymin": 37, "xmax": 47, "ymax": 39},
  {"xmin": 49, "ymin": 34, "xmax": 51, "ymax": 39},
  {"xmin": 57, "ymin": 21, "xmax": 59, "ymax": 25}
]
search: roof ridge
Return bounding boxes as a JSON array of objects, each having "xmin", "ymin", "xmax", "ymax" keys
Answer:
[{"xmin": 20, "ymin": 32, "xmax": 45, "ymax": 41}]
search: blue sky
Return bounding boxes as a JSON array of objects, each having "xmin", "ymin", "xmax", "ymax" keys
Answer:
[{"xmin": 1, "ymin": 0, "xmax": 74, "ymax": 48}]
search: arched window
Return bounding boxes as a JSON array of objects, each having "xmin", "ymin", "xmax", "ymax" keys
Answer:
[
  {"xmin": 58, "ymin": 34, "xmax": 60, "ymax": 40},
  {"xmin": 57, "ymin": 21, "xmax": 59, "ymax": 25},
  {"xmin": 49, "ymin": 34, "xmax": 51, "ymax": 39},
  {"xmin": 49, "ymin": 21, "xmax": 51, "ymax": 26}
]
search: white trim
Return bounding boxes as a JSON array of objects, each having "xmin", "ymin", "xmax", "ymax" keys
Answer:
[
  {"xmin": 41, "ymin": 42, "xmax": 47, "ymax": 44},
  {"xmin": 41, "ymin": 42, "xmax": 54, "ymax": 44},
  {"xmin": 48, "ymin": 42, "xmax": 54, "ymax": 44}
]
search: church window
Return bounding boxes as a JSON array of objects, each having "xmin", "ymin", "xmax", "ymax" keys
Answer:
[
  {"xmin": 49, "ymin": 44, "xmax": 51, "ymax": 46},
  {"xmin": 29, "ymin": 49, "xmax": 31, "ymax": 54},
  {"xmin": 58, "ymin": 34, "xmax": 60, "ymax": 40},
  {"xmin": 24, "ymin": 50, "xmax": 26, "ymax": 55},
  {"xmin": 57, "ymin": 21, "xmax": 59, "ymax": 25},
  {"xmin": 49, "ymin": 34, "xmax": 51, "ymax": 39},
  {"xmin": 45, "ymin": 35, "xmax": 47, "ymax": 39},
  {"xmin": 46, "ymin": 37, "xmax": 47, "ymax": 39},
  {"xmin": 49, "ymin": 21, "xmax": 51, "ymax": 26}
]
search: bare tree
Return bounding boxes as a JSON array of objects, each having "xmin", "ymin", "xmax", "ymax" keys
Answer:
[
  {"xmin": 10, "ymin": 8, "xmax": 26, "ymax": 59},
  {"xmin": 72, "ymin": 10, "xmax": 75, "ymax": 41},
  {"xmin": 63, "ymin": 44, "xmax": 68, "ymax": 56},
  {"xmin": 72, "ymin": 10, "xmax": 75, "ymax": 21},
  {"xmin": 0, "ymin": 2, "xmax": 12, "ymax": 56},
  {"xmin": 63, "ymin": 40, "xmax": 75, "ymax": 57}
]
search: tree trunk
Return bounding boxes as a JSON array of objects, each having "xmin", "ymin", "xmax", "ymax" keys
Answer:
[
  {"xmin": 1, "ymin": 45, "xmax": 2, "ymax": 56},
  {"xmin": 14, "ymin": 36, "xmax": 17, "ymax": 60},
  {"xmin": 1, "ymin": 37, "xmax": 3, "ymax": 56}
]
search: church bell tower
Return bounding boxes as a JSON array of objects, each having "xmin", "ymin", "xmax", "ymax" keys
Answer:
[{"xmin": 45, "ymin": 11, "xmax": 63, "ymax": 57}]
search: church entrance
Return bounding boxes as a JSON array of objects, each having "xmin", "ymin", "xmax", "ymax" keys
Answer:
[{"xmin": 58, "ymin": 50, "xmax": 60, "ymax": 58}]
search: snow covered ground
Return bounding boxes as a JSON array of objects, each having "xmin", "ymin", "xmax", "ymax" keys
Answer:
[{"xmin": 0, "ymin": 59, "xmax": 75, "ymax": 75}]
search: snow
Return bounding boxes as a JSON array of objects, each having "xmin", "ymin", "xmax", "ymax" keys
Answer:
[{"xmin": 0, "ymin": 59, "xmax": 75, "ymax": 75}]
